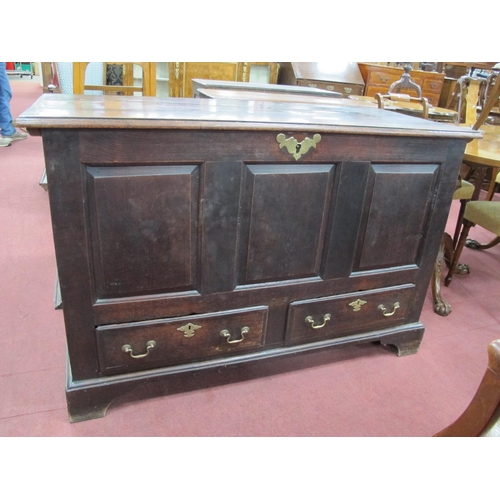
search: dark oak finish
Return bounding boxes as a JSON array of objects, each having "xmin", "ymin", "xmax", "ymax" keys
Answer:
[{"xmin": 16, "ymin": 95, "xmax": 480, "ymax": 422}]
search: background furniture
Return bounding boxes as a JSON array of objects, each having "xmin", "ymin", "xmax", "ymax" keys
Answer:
[
  {"xmin": 169, "ymin": 62, "xmax": 279, "ymax": 97},
  {"xmin": 277, "ymin": 62, "xmax": 365, "ymax": 97},
  {"xmin": 16, "ymin": 94, "xmax": 479, "ymax": 423},
  {"xmin": 6, "ymin": 62, "xmax": 34, "ymax": 79},
  {"xmin": 196, "ymin": 88, "xmax": 367, "ymax": 108},
  {"xmin": 434, "ymin": 338, "xmax": 500, "ymax": 437},
  {"xmin": 431, "ymin": 179, "xmax": 475, "ymax": 316},
  {"xmin": 192, "ymin": 78, "xmax": 342, "ymax": 98},
  {"xmin": 349, "ymin": 94, "xmax": 457, "ymax": 122},
  {"xmin": 358, "ymin": 63, "xmax": 445, "ymax": 106},
  {"xmin": 375, "ymin": 93, "xmax": 429, "ymax": 119},
  {"xmin": 72, "ymin": 62, "xmax": 156, "ymax": 96}
]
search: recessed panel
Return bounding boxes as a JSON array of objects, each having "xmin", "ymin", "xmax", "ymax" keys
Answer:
[
  {"xmin": 356, "ymin": 164, "xmax": 438, "ymax": 270},
  {"xmin": 238, "ymin": 164, "xmax": 334, "ymax": 284},
  {"xmin": 87, "ymin": 165, "xmax": 199, "ymax": 298}
]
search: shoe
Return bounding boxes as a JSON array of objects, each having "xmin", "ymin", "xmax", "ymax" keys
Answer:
[
  {"xmin": 2, "ymin": 129, "xmax": 27, "ymax": 141},
  {"xmin": 0, "ymin": 137, "xmax": 12, "ymax": 147}
]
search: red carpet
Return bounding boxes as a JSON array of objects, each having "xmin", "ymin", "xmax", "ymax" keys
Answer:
[{"xmin": 1, "ymin": 76, "xmax": 500, "ymax": 437}]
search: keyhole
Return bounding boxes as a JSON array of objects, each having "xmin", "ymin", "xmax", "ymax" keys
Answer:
[{"xmin": 295, "ymin": 143, "xmax": 301, "ymax": 153}]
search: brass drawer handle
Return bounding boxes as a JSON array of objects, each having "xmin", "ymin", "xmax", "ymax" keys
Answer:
[
  {"xmin": 305, "ymin": 313, "xmax": 331, "ymax": 329},
  {"xmin": 344, "ymin": 87, "xmax": 352, "ymax": 94},
  {"xmin": 122, "ymin": 340, "xmax": 156, "ymax": 359},
  {"xmin": 378, "ymin": 302, "xmax": 400, "ymax": 317},
  {"xmin": 220, "ymin": 326, "xmax": 249, "ymax": 344}
]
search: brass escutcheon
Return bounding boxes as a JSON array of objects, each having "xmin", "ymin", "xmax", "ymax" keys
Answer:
[
  {"xmin": 276, "ymin": 133, "xmax": 321, "ymax": 161},
  {"xmin": 349, "ymin": 299, "xmax": 367, "ymax": 312},
  {"xmin": 378, "ymin": 302, "xmax": 400, "ymax": 317},
  {"xmin": 305, "ymin": 313, "xmax": 331, "ymax": 329},
  {"xmin": 177, "ymin": 323, "xmax": 202, "ymax": 338}
]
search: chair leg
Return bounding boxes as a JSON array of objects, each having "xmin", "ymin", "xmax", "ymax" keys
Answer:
[
  {"xmin": 445, "ymin": 219, "xmax": 474, "ymax": 286},
  {"xmin": 466, "ymin": 235, "xmax": 500, "ymax": 250},
  {"xmin": 485, "ymin": 170, "xmax": 499, "ymax": 201},
  {"xmin": 432, "ymin": 236, "xmax": 452, "ymax": 316},
  {"xmin": 453, "ymin": 199, "xmax": 469, "ymax": 247}
]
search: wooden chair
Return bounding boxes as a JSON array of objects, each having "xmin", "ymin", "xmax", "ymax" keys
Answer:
[
  {"xmin": 445, "ymin": 75, "xmax": 485, "ymax": 124},
  {"xmin": 486, "ymin": 171, "xmax": 500, "ymax": 201},
  {"xmin": 72, "ymin": 62, "xmax": 156, "ymax": 96},
  {"xmin": 388, "ymin": 64, "xmax": 422, "ymax": 97},
  {"xmin": 449, "ymin": 200, "xmax": 500, "ymax": 265},
  {"xmin": 375, "ymin": 67, "xmax": 429, "ymax": 119},
  {"xmin": 432, "ymin": 178, "xmax": 475, "ymax": 315},
  {"xmin": 434, "ymin": 339, "xmax": 500, "ymax": 437},
  {"xmin": 375, "ymin": 92, "xmax": 429, "ymax": 119}
]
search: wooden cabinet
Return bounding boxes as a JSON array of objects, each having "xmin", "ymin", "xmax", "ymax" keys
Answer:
[
  {"xmin": 168, "ymin": 62, "xmax": 279, "ymax": 97},
  {"xmin": 278, "ymin": 62, "xmax": 365, "ymax": 97},
  {"xmin": 16, "ymin": 94, "xmax": 479, "ymax": 422},
  {"xmin": 358, "ymin": 63, "xmax": 445, "ymax": 106}
]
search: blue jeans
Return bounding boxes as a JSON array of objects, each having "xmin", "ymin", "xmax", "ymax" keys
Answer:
[{"xmin": 0, "ymin": 62, "xmax": 15, "ymax": 137}]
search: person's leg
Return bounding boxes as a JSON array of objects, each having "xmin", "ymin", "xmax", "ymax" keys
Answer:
[{"xmin": 0, "ymin": 62, "xmax": 16, "ymax": 137}]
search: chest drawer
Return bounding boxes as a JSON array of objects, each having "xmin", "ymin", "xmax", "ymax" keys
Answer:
[
  {"xmin": 422, "ymin": 78, "xmax": 443, "ymax": 93},
  {"xmin": 297, "ymin": 79, "xmax": 364, "ymax": 96},
  {"xmin": 97, "ymin": 306, "xmax": 268, "ymax": 375},
  {"xmin": 286, "ymin": 285, "xmax": 415, "ymax": 345}
]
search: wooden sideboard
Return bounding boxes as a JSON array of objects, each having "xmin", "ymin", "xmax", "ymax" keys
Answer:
[
  {"xmin": 278, "ymin": 62, "xmax": 365, "ymax": 97},
  {"xmin": 358, "ymin": 63, "xmax": 445, "ymax": 106},
  {"xmin": 168, "ymin": 62, "xmax": 279, "ymax": 97},
  {"xmin": 191, "ymin": 78, "xmax": 342, "ymax": 98},
  {"xmin": 16, "ymin": 94, "xmax": 479, "ymax": 422}
]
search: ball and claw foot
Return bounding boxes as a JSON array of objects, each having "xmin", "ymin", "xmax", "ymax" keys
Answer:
[
  {"xmin": 453, "ymin": 263, "xmax": 470, "ymax": 275},
  {"xmin": 466, "ymin": 239, "xmax": 482, "ymax": 250},
  {"xmin": 434, "ymin": 299, "xmax": 452, "ymax": 317}
]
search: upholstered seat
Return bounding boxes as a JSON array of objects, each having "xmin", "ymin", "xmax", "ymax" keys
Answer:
[
  {"xmin": 447, "ymin": 200, "xmax": 500, "ymax": 287},
  {"xmin": 465, "ymin": 201, "xmax": 500, "ymax": 234}
]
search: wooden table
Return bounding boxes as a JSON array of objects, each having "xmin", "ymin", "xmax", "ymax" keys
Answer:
[
  {"xmin": 463, "ymin": 124, "xmax": 500, "ymax": 197},
  {"xmin": 442, "ymin": 124, "xmax": 500, "ymax": 290}
]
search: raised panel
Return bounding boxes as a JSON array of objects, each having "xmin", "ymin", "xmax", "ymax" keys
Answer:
[
  {"xmin": 237, "ymin": 164, "xmax": 335, "ymax": 285},
  {"xmin": 355, "ymin": 164, "xmax": 439, "ymax": 271},
  {"xmin": 86, "ymin": 165, "xmax": 199, "ymax": 298}
]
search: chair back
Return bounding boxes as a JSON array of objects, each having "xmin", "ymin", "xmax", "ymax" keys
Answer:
[
  {"xmin": 388, "ymin": 65, "xmax": 422, "ymax": 98},
  {"xmin": 375, "ymin": 92, "xmax": 429, "ymax": 119},
  {"xmin": 72, "ymin": 62, "xmax": 156, "ymax": 96}
]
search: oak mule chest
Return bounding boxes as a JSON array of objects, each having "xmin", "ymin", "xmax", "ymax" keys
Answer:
[{"xmin": 16, "ymin": 94, "xmax": 479, "ymax": 422}]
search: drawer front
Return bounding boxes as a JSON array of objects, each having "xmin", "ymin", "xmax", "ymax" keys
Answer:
[
  {"xmin": 367, "ymin": 71, "xmax": 395, "ymax": 85},
  {"xmin": 365, "ymin": 84, "xmax": 391, "ymax": 97},
  {"xmin": 97, "ymin": 306, "xmax": 268, "ymax": 375},
  {"xmin": 426, "ymin": 94, "xmax": 440, "ymax": 106},
  {"xmin": 297, "ymin": 79, "xmax": 364, "ymax": 96},
  {"xmin": 286, "ymin": 285, "xmax": 415, "ymax": 344},
  {"xmin": 422, "ymin": 78, "xmax": 443, "ymax": 93}
]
